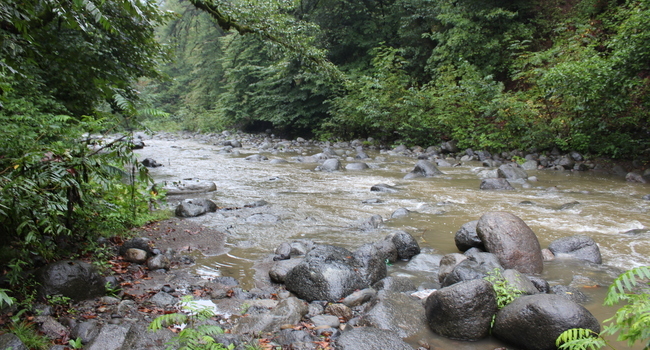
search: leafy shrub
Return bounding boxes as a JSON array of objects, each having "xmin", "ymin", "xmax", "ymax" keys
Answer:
[{"xmin": 556, "ymin": 266, "xmax": 650, "ymax": 350}]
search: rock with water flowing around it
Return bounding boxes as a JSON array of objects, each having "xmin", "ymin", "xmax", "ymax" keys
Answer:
[
  {"xmin": 386, "ymin": 231, "xmax": 420, "ymax": 260},
  {"xmin": 404, "ymin": 160, "xmax": 444, "ymax": 179},
  {"xmin": 359, "ymin": 290, "xmax": 428, "ymax": 338},
  {"xmin": 476, "ymin": 212, "xmax": 544, "ymax": 274},
  {"xmin": 454, "ymin": 220, "xmax": 483, "ymax": 252},
  {"xmin": 160, "ymin": 179, "xmax": 216, "ymax": 195},
  {"xmin": 548, "ymin": 235, "xmax": 602, "ymax": 264},
  {"xmin": 498, "ymin": 164, "xmax": 528, "ymax": 181},
  {"xmin": 284, "ymin": 245, "xmax": 367, "ymax": 302},
  {"xmin": 480, "ymin": 178, "xmax": 515, "ymax": 190},
  {"xmin": 175, "ymin": 198, "xmax": 217, "ymax": 217},
  {"xmin": 492, "ymin": 294, "xmax": 600, "ymax": 350},
  {"xmin": 424, "ymin": 279, "xmax": 497, "ymax": 341}
]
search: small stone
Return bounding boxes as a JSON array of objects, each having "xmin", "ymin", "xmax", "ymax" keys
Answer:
[{"xmin": 123, "ymin": 248, "xmax": 148, "ymax": 264}]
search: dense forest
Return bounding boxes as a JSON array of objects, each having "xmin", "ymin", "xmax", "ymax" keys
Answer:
[{"xmin": 144, "ymin": 0, "xmax": 650, "ymax": 159}]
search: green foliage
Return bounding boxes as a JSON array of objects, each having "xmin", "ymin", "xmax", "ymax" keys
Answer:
[
  {"xmin": 556, "ymin": 266, "xmax": 650, "ymax": 350},
  {"xmin": 149, "ymin": 296, "xmax": 234, "ymax": 350},
  {"xmin": 0, "ymin": 288, "xmax": 15, "ymax": 309},
  {"xmin": 9, "ymin": 321, "xmax": 51, "ymax": 350},
  {"xmin": 484, "ymin": 269, "xmax": 524, "ymax": 309},
  {"xmin": 557, "ymin": 328, "xmax": 606, "ymax": 350},
  {"xmin": 69, "ymin": 337, "xmax": 84, "ymax": 349}
]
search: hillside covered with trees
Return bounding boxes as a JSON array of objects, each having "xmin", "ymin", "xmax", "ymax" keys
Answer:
[{"xmin": 144, "ymin": 0, "xmax": 650, "ymax": 159}]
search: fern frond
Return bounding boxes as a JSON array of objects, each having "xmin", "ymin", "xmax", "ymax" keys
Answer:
[
  {"xmin": 556, "ymin": 328, "xmax": 604, "ymax": 350},
  {"xmin": 149, "ymin": 313, "xmax": 188, "ymax": 331},
  {"xmin": 604, "ymin": 266, "xmax": 650, "ymax": 306}
]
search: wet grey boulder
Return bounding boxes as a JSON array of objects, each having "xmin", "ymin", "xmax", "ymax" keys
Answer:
[
  {"xmin": 160, "ymin": 179, "xmax": 216, "ymax": 195},
  {"xmin": 318, "ymin": 158, "xmax": 341, "ymax": 171},
  {"xmin": 346, "ymin": 162, "xmax": 369, "ymax": 170},
  {"xmin": 441, "ymin": 256, "xmax": 501, "ymax": 287},
  {"xmin": 148, "ymin": 254, "xmax": 170, "ymax": 270},
  {"xmin": 284, "ymin": 245, "xmax": 366, "ymax": 302},
  {"xmin": 386, "ymin": 231, "xmax": 420, "ymax": 260},
  {"xmin": 390, "ymin": 207, "xmax": 411, "ymax": 219},
  {"xmin": 352, "ymin": 244, "xmax": 387, "ymax": 285},
  {"xmin": 454, "ymin": 220, "xmax": 483, "ymax": 251},
  {"xmin": 274, "ymin": 242, "xmax": 292, "ymax": 260},
  {"xmin": 149, "ymin": 291, "xmax": 177, "ymax": 308},
  {"xmin": 521, "ymin": 160, "xmax": 538, "ymax": 171},
  {"xmin": 404, "ymin": 160, "xmax": 444, "ymax": 179},
  {"xmin": 476, "ymin": 212, "xmax": 544, "ymax": 274},
  {"xmin": 36, "ymin": 260, "xmax": 106, "ymax": 301},
  {"xmin": 480, "ymin": 178, "xmax": 515, "ymax": 190},
  {"xmin": 86, "ymin": 323, "xmax": 132, "ymax": 350},
  {"xmin": 175, "ymin": 198, "xmax": 217, "ymax": 217},
  {"xmin": 334, "ymin": 327, "xmax": 413, "ymax": 350},
  {"xmin": 501, "ymin": 269, "xmax": 540, "ymax": 296},
  {"xmin": 373, "ymin": 276, "xmax": 416, "ymax": 293},
  {"xmin": 498, "ymin": 164, "xmax": 528, "ymax": 181},
  {"xmin": 551, "ymin": 285, "xmax": 589, "ymax": 304},
  {"xmin": 0, "ymin": 333, "xmax": 27, "ymax": 350},
  {"xmin": 404, "ymin": 253, "xmax": 442, "ymax": 273},
  {"xmin": 141, "ymin": 158, "xmax": 163, "ymax": 167},
  {"xmin": 245, "ymin": 154, "xmax": 268, "ymax": 161},
  {"xmin": 269, "ymin": 257, "xmax": 303, "ymax": 283},
  {"xmin": 342, "ymin": 288, "xmax": 377, "ymax": 307},
  {"xmin": 492, "ymin": 294, "xmax": 600, "ymax": 350},
  {"xmin": 232, "ymin": 297, "xmax": 308, "ymax": 333},
  {"xmin": 373, "ymin": 238, "xmax": 398, "ymax": 263},
  {"xmin": 360, "ymin": 214, "xmax": 383, "ymax": 230},
  {"xmin": 548, "ymin": 235, "xmax": 602, "ymax": 264},
  {"xmin": 438, "ymin": 253, "xmax": 467, "ymax": 283},
  {"xmin": 360, "ymin": 290, "xmax": 427, "ymax": 338},
  {"xmin": 557, "ymin": 156, "xmax": 576, "ymax": 170},
  {"xmin": 121, "ymin": 322, "xmax": 175, "ymax": 350},
  {"xmin": 370, "ymin": 183, "xmax": 398, "ymax": 193},
  {"xmin": 424, "ymin": 279, "xmax": 497, "ymax": 341}
]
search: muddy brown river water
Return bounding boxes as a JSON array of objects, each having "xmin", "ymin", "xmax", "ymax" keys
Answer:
[{"xmin": 135, "ymin": 134, "xmax": 649, "ymax": 349}]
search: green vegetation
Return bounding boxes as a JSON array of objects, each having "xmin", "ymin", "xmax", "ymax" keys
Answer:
[
  {"xmin": 556, "ymin": 266, "xmax": 650, "ymax": 350},
  {"xmin": 484, "ymin": 269, "xmax": 524, "ymax": 309},
  {"xmin": 141, "ymin": 0, "xmax": 649, "ymax": 158},
  {"xmin": 149, "ymin": 296, "xmax": 235, "ymax": 350},
  {"xmin": 0, "ymin": 0, "xmax": 169, "ymax": 319}
]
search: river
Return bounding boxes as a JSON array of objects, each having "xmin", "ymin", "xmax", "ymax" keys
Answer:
[{"xmin": 135, "ymin": 132, "xmax": 649, "ymax": 349}]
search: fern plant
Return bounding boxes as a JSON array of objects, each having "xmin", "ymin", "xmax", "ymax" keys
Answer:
[
  {"xmin": 149, "ymin": 296, "xmax": 234, "ymax": 350},
  {"xmin": 557, "ymin": 266, "xmax": 650, "ymax": 350}
]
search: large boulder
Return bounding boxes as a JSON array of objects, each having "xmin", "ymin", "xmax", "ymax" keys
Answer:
[
  {"xmin": 360, "ymin": 290, "xmax": 427, "ymax": 338},
  {"xmin": 492, "ymin": 294, "xmax": 600, "ymax": 350},
  {"xmin": 318, "ymin": 159, "xmax": 342, "ymax": 172},
  {"xmin": 160, "ymin": 179, "xmax": 216, "ymax": 195},
  {"xmin": 441, "ymin": 254, "xmax": 502, "ymax": 287},
  {"xmin": 454, "ymin": 220, "xmax": 483, "ymax": 251},
  {"xmin": 548, "ymin": 235, "xmax": 602, "ymax": 264},
  {"xmin": 36, "ymin": 260, "xmax": 106, "ymax": 301},
  {"xmin": 476, "ymin": 212, "xmax": 544, "ymax": 274},
  {"xmin": 438, "ymin": 253, "xmax": 468, "ymax": 283},
  {"xmin": 386, "ymin": 231, "xmax": 420, "ymax": 260},
  {"xmin": 175, "ymin": 198, "xmax": 218, "ymax": 217},
  {"xmin": 424, "ymin": 279, "xmax": 497, "ymax": 341},
  {"xmin": 480, "ymin": 178, "xmax": 515, "ymax": 190},
  {"xmin": 334, "ymin": 327, "xmax": 413, "ymax": 350},
  {"xmin": 498, "ymin": 164, "xmax": 528, "ymax": 181},
  {"xmin": 404, "ymin": 160, "xmax": 444, "ymax": 179},
  {"xmin": 284, "ymin": 245, "xmax": 366, "ymax": 302},
  {"xmin": 352, "ymin": 244, "xmax": 387, "ymax": 285}
]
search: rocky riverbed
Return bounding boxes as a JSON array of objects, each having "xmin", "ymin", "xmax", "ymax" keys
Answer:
[{"xmin": 2, "ymin": 130, "xmax": 649, "ymax": 350}]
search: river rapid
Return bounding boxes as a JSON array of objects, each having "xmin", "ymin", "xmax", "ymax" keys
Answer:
[{"xmin": 135, "ymin": 132, "xmax": 650, "ymax": 350}]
